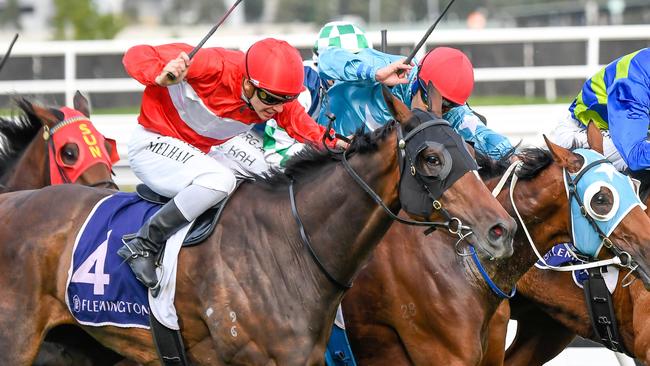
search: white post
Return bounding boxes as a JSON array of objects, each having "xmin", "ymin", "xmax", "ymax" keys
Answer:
[
  {"xmin": 523, "ymin": 42, "xmax": 535, "ymax": 99},
  {"xmin": 64, "ymin": 47, "xmax": 76, "ymax": 107},
  {"xmin": 369, "ymin": 0, "xmax": 380, "ymax": 25},
  {"xmin": 224, "ymin": 0, "xmax": 245, "ymax": 26},
  {"xmin": 586, "ymin": 34, "xmax": 600, "ymax": 76},
  {"xmin": 544, "ymin": 79, "xmax": 557, "ymax": 102}
]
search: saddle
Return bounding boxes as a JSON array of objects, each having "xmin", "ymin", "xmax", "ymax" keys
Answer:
[{"xmin": 135, "ymin": 184, "xmax": 231, "ymax": 246}]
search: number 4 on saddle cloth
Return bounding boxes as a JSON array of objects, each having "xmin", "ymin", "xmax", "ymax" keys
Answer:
[{"xmin": 66, "ymin": 187, "xmax": 226, "ymax": 330}]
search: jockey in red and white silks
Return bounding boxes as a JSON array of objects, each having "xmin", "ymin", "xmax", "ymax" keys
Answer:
[{"xmin": 118, "ymin": 38, "xmax": 342, "ymax": 294}]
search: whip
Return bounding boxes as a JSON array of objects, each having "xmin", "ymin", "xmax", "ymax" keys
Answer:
[{"xmin": 167, "ymin": 0, "xmax": 244, "ymax": 81}]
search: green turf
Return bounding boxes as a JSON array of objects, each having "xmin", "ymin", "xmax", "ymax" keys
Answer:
[{"xmin": 468, "ymin": 95, "xmax": 573, "ymax": 106}]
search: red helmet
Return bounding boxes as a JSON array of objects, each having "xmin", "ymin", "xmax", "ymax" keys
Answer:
[
  {"xmin": 418, "ymin": 47, "xmax": 474, "ymax": 105},
  {"xmin": 245, "ymin": 38, "xmax": 305, "ymax": 96}
]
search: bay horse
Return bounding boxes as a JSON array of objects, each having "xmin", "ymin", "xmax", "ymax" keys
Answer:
[
  {"xmin": 0, "ymin": 93, "xmax": 121, "ymax": 365},
  {"xmin": 0, "ymin": 92, "xmax": 516, "ymax": 365},
  {"xmin": 0, "ymin": 92, "xmax": 119, "ymax": 191},
  {"xmin": 341, "ymin": 123, "xmax": 650, "ymax": 366},
  {"xmin": 494, "ymin": 203, "xmax": 650, "ymax": 365}
]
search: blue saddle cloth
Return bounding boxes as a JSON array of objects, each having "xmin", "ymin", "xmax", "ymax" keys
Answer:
[
  {"xmin": 536, "ymin": 243, "xmax": 589, "ymax": 285},
  {"xmin": 66, "ymin": 192, "xmax": 161, "ymax": 328}
]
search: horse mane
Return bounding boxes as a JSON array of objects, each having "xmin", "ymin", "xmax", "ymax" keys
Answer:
[
  {"xmin": 476, "ymin": 147, "xmax": 553, "ymax": 181},
  {"xmin": 253, "ymin": 120, "xmax": 398, "ymax": 187},
  {"xmin": 0, "ymin": 99, "xmax": 43, "ymax": 173}
]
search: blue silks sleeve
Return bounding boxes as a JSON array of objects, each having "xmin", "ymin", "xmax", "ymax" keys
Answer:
[
  {"xmin": 607, "ymin": 78, "xmax": 650, "ymax": 171},
  {"xmin": 443, "ymin": 105, "xmax": 514, "ymax": 160},
  {"xmin": 318, "ymin": 48, "xmax": 385, "ymax": 83}
]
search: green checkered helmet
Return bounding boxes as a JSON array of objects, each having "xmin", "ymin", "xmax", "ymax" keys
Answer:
[{"xmin": 313, "ymin": 21, "xmax": 372, "ymax": 56}]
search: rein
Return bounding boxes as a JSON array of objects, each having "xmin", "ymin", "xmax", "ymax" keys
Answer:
[
  {"xmin": 492, "ymin": 160, "xmax": 640, "ymax": 276},
  {"xmin": 290, "ymin": 119, "xmax": 474, "ymax": 290},
  {"xmin": 289, "ymin": 180, "xmax": 352, "ymax": 289}
]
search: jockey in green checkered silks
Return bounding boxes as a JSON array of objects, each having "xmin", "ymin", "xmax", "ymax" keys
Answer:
[{"xmin": 263, "ymin": 21, "xmax": 373, "ymax": 168}]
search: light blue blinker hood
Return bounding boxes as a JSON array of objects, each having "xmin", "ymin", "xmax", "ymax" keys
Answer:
[{"xmin": 565, "ymin": 149, "xmax": 646, "ymax": 257}]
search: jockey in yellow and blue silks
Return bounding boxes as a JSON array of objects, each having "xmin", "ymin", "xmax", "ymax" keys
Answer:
[
  {"xmin": 552, "ymin": 48, "xmax": 650, "ymax": 173},
  {"xmin": 316, "ymin": 23, "xmax": 513, "ymax": 160}
]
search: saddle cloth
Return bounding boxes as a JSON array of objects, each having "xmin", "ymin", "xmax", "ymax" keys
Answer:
[
  {"xmin": 535, "ymin": 243, "xmax": 619, "ymax": 293},
  {"xmin": 65, "ymin": 192, "xmax": 190, "ymax": 329}
]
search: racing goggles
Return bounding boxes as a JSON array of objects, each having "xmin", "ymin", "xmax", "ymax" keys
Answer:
[{"xmin": 255, "ymin": 87, "xmax": 299, "ymax": 106}]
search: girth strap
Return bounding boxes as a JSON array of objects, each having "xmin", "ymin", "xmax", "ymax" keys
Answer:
[
  {"xmin": 583, "ymin": 267, "xmax": 631, "ymax": 356},
  {"xmin": 149, "ymin": 313, "xmax": 189, "ymax": 365}
]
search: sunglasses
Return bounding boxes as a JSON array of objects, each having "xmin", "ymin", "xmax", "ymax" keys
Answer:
[{"xmin": 254, "ymin": 86, "xmax": 298, "ymax": 106}]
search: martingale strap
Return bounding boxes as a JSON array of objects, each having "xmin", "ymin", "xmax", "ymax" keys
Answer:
[{"xmin": 583, "ymin": 267, "xmax": 631, "ymax": 356}]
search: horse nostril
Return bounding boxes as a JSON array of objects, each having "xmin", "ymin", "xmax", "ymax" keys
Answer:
[{"xmin": 489, "ymin": 224, "xmax": 505, "ymax": 241}]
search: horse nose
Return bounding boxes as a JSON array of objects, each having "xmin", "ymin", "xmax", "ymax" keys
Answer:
[{"xmin": 487, "ymin": 218, "xmax": 517, "ymax": 248}]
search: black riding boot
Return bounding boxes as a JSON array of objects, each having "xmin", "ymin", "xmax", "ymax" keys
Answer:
[{"xmin": 117, "ymin": 199, "xmax": 189, "ymax": 291}]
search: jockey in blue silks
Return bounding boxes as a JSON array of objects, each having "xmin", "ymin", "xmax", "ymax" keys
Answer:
[
  {"xmin": 550, "ymin": 48, "xmax": 650, "ymax": 198},
  {"xmin": 315, "ymin": 22, "xmax": 513, "ymax": 160}
]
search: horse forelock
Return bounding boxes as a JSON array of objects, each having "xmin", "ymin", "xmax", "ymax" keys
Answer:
[
  {"xmin": 252, "ymin": 121, "xmax": 398, "ymax": 188},
  {"xmin": 515, "ymin": 147, "xmax": 554, "ymax": 180},
  {"xmin": 0, "ymin": 99, "xmax": 43, "ymax": 173}
]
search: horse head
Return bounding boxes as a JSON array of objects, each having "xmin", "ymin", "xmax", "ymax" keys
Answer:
[
  {"xmin": 2, "ymin": 92, "xmax": 119, "ymax": 190},
  {"xmin": 381, "ymin": 84, "xmax": 516, "ymax": 259},
  {"xmin": 541, "ymin": 122, "xmax": 650, "ymax": 290}
]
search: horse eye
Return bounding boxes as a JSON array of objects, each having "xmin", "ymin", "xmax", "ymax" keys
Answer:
[
  {"xmin": 426, "ymin": 156, "xmax": 440, "ymax": 165},
  {"xmin": 60, "ymin": 144, "xmax": 79, "ymax": 164},
  {"xmin": 589, "ymin": 186, "xmax": 615, "ymax": 218}
]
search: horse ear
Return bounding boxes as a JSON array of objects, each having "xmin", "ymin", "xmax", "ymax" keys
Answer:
[
  {"xmin": 544, "ymin": 134, "xmax": 582, "ymax": 172},
  {"xmin": 382, "ymin": 85, "xmax": 412, "ymax": 124},
  {"xmin": 464, "ymin": 141, "xmax": 477, "ymax": 160},
  {"xmin": 425, "ymin": 81, "xmax": 443, "ymax": 118},
  {"xmin": 586, "ymin": 120, "xmax": 604, "ymax": 155},
  {"xmin": 73, "ymin": 90, "xmax": 91, "ymax": 118},
  {"xmin": 28, "ymin": 103, "xmax": 60, "ymax": 129}
]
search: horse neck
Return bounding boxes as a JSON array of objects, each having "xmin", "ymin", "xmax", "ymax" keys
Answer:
[
  {"xmin": 475, "ymin": 166, "xmax": 571, "ymax": 308},
  {"xmin": 291, "ymin": 134, "xmax": 400, "ymax": 295},
  {"xmin": 1, "ymin": 137, "xmax": 48, "ymax": 191}
]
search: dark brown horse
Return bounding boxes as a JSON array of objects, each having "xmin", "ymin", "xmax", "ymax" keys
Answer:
[
  {"xmin": 0, "ymin": 92, "xmax": 119, "ymax": 191},
  {"xmin": 0, "ymin": 92, "xmax": 516, "ymax": 365},
  {"xmin": 494, "ymin": 201, "xmax": 650, "ymax": 365},
  {"xmin": 341, "ymin": 124, "xmax": 650, "ymax": 366}
]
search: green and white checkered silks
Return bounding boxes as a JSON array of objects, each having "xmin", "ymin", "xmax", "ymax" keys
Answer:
[
  {"xmin": 314, "ymin": 21, "xmax": 372, "ymax": 55},
  {"xmin": 263, "ymin": 120, "xmax": 305, "ymax": 168}
]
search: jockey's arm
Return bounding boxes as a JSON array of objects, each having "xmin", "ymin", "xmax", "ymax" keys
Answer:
[
  {"xmin": 123, "ymin": 43, "xmax": 224, "ymax": 86},
  {"xmin": 275, "ymin": 101, "xmax": 339, "ymax": 148},
  {"xmin": 318, "ymin": 48, "xmax": 410, "ymax": 87},
  {"xmin": 318, "ymin": 48, "xmax": 379, "ymax": 83},
  {"xmin": 444, "ymin": 105, "xmax": 514, "ymax": 160},
  {"xmin": 607, "ymin": 79, "xmax": 650, "ymax": 171}
]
